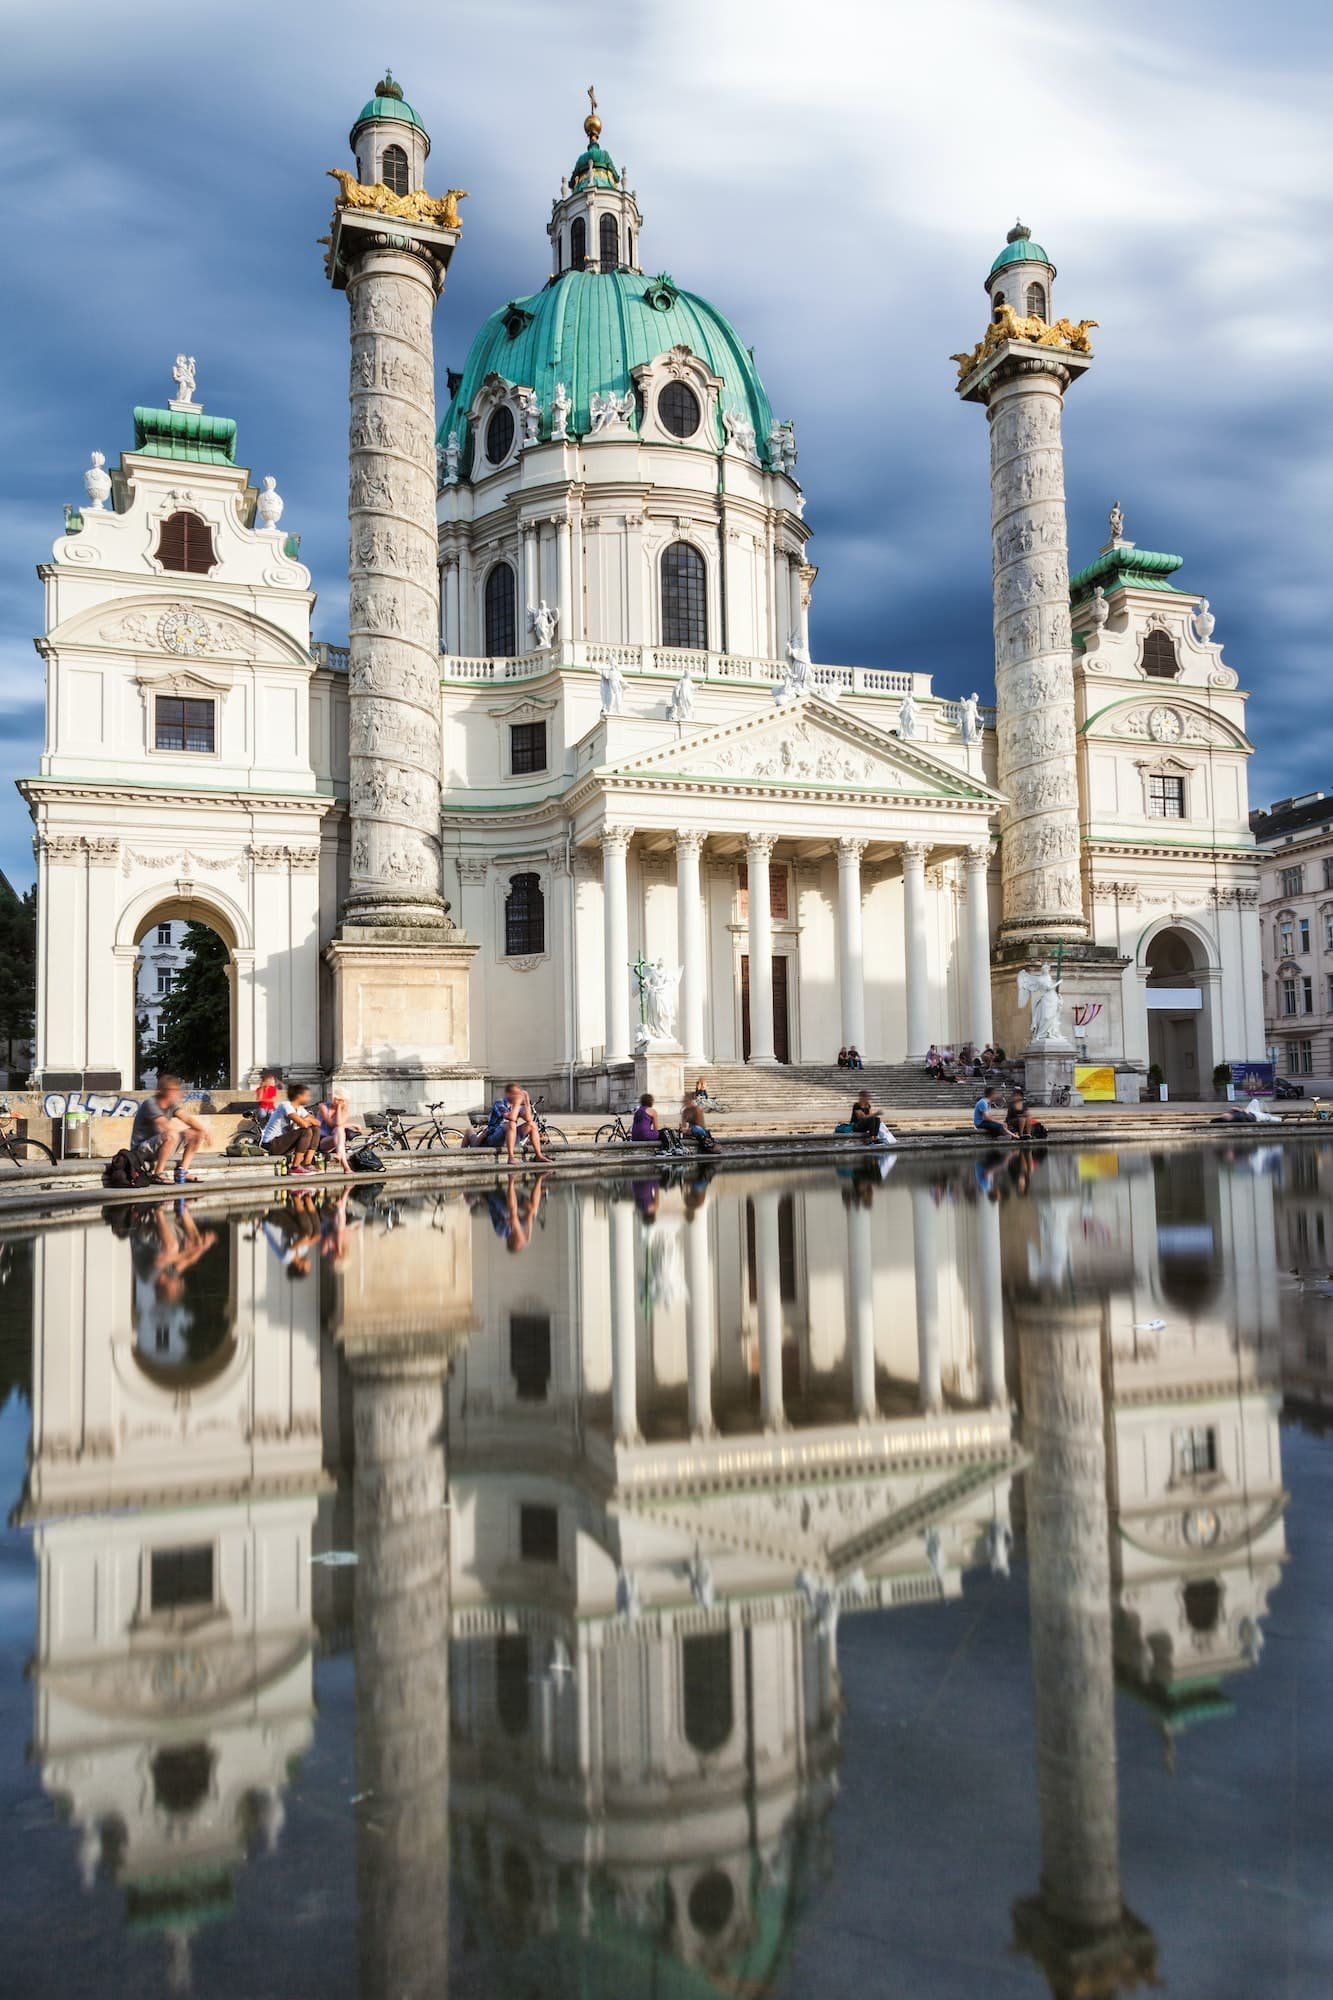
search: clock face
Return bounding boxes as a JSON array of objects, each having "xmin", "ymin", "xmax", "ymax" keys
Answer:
[
  {"xmin": 1183, "ymin": 1507, "xmax": 1220, "ymax": 1548},
  {"xmin": 158, "ymin": 605, "xmax": 211, "ymax": 657},
  {"xmin": 1149, "ymin": 705, "xmax": 1183, "ymax": 744}
]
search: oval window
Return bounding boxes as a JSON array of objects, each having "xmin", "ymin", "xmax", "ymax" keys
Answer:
[
  {"xmin": 485, "ymin": 406, "xmax": 515, "ymax": 464},
  {"xmin": 659, "ymin": 382, "xmax": 701, "ymax": 439}
]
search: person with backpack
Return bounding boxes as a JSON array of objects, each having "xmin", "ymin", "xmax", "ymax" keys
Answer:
[{"xmin": 129, "ymin": 1075, "xmax": 209, "ymax": 1184}]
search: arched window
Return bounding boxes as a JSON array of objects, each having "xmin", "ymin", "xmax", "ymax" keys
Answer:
[
  {"xmin": 682, "ymin": 1631, "xmax": 734, "ymax": 1753},
  {"xmin": 570, "ymin": 216, "xmax": 587, "ymax": 269},
  {"xmin": 505, "ymin": 872, "xmax": 545, "ymax": 955},
  {"xmin": 626, "ymin": 228, "xmax": 633, "ymax": 266},
  {"xmin": 381, "ymin": 143, "xmax": 409, "ymax": 196},
  {"xmin": 1183, "ymin": 1579, "xmax": 1222, "ymax": 1633},
  {"xmin": 156, "ymin": 509, "xmax": 216, "ymax": 575},
  {"xmin": 659, "ymin": 381, "xmax": 701, "ymax": 439},
  {"xmin": 661, "ymin": 541, "xmax": 708, "ymax": 650},
  {"xmin": 484, "ymin": 560, "xmax": 517, "ymax": 655},
  {"xmin": 599, "ymin": 213, "xmax": 619, "ymax": 268},
  {"xmin": 556, "ymin": 231, "xmax": 563, "ymax": 274},
  {"xmin": 484, "ymin": 405, "xmax": 515, "ymax": 465},
  {"xmin": 1025, "ymin": 281, "xmax": 1047, "ymax": 320},
  {"xmin": 1143, "ymin": 629, "xmax": 1180, "ymax": 678},
  {"xmin": 992, "ymin": 291, "xmax": 1005, "ymax": 310}
]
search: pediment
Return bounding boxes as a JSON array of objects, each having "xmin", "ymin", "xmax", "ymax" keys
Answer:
[
  {"xmin": 50, "ymin": 593, "xmax": 311, "ymax": 668},
  {"xmin": 600, "ymin": 694, "xmax": 1001, "ymax": 800},
  {"xmin": 1084, "ymin": 696, "xmax": 1252, "ymax": 752}
]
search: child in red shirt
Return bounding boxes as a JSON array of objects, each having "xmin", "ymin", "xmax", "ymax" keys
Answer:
[{"xmin": 256, "ymin": 1070, "xmax": 279, "ymax": 1119}]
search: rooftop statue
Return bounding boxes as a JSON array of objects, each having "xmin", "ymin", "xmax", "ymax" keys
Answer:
[{"xmin": 327, "ymin": 169, "xmax": 467, "ymax": 230}]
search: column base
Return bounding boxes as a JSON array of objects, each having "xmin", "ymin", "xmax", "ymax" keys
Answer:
[{"xmin": 325, "ymin": 930, "xmax": 482, "ymax": 1117}]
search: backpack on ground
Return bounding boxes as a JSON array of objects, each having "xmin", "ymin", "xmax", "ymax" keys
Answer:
[
  {"xmin": 349, "ymin": 1145, "xmax": 385, "ymax": 1174},
  {"xmin": 102, "ymin": 1146, "xmax": 158, "ymax": 1191}
]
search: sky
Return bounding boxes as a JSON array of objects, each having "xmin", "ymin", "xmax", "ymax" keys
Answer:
[{"xmin": 2, "ymin": 0, "xmax": 1330, "ymax": 890}]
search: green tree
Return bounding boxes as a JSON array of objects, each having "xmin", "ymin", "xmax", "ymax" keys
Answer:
[
  {"xmin": 0, "ymin": 884, "xmax": 36, "ymax": 1061},
  {"xmin": 144, "ymin": 922, "xmax": 230, "ymax": 1086}
]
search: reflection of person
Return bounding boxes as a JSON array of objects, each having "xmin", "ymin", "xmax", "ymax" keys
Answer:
[
  {"xmin": 263, "ymin": 1195, "xmax": 321, "ymax": 1277},
  {"xmin": 147, "ymin": 1203, "xmax": 217, "ymax": 1304},
  {"xmin": 318, "ymin": 1189, "xmax": 358, "ymax": 1266},
  {"xmin": 464, "ymin": 1081, "xmax": 547, "ymax": 1165},
  {"xmin": 486, "ymin": 1172, "xmax": 547, "ymax": 1251},
  {"xmin": 131, "ymin": 1074, "xmax": 209, "ymax": 1184},
  {"xmin": 262, "ymin": 1083, "xmax": 320, "ymax": 1173}
]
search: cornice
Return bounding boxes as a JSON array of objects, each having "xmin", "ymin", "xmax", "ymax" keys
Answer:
[
  {"xmin": 1084, "ymin": 838, "xmax": 1258, "ymax": 864},
  {"xmin": 18, "ymin": 777, "xmax": 335, "ymax": 815}
]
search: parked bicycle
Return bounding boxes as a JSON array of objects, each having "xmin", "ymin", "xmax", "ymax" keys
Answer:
[
  {"xmin": 373, "ymin": 1101, "xmax": 471, "ymax": 1153},
  {"xmin": 594, "ymin": 1108, "xmax": 636, "ymax": 1145},
  {"xmin": 0, "ymin": 1109, "xmax": 56, "ymax": 1169}
]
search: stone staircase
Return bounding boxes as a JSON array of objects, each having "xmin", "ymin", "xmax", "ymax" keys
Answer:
[{"xmin": 696, "ymin": 1062, "xmax": 987, "ymax": 1118}]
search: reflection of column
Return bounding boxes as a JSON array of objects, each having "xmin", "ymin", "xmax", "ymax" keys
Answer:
[
  {"xmin": 845, "ymin": 1197, "xmax": 877, "ymax": 1422},
  {"xmin": 746, "ymin": 834, "xmax": 777, "ymax": 1065},
  {"xmin": 610, "ymin": 1198, "xmax": 640, "ymax": 1443},
  {"xmin": 676, "ymin": 831, "xmax": 707, "ymax": 1062},
  {"xmin": 977, "ymin": 1198, "xmax": 1007, "ymax": 1408},
  {"xmin": 836, "ymin": 838, "xmax": 867, "ymax": 1054},
  {"xmin": 964, "ymin": 842, "xmax": 994, "ymax": 1049},
  {"xmin": 755, "ymin": 1189, "xmax": 786, "ymax": 1429},
  {"xmin": 686, "ymin": 1210, "xmax": 716, "ymax": 1438},
  {"xmin": 351, "ymin": 1352, "xmax": 451, "ymax": 2000},
  {"xmin": 902, "ymin": 842, "xmax": 930, "ymax": 1061},
  {"xmin": 912, "ymin": 1185, "xmax": 942, "ymax": 1412},
  {"xmin": 1012, "ymin": 1287, "xmax": 1156, "ymax": 1991},
  {"xmin": 602, "ymin": 827, "xmax": 631, "ymax": 1064}
]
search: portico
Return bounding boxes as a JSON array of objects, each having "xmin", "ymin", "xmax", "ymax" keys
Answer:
[{"xmin": 565, "ymin": 696, "xmax": 1003, "ymax": 1074}]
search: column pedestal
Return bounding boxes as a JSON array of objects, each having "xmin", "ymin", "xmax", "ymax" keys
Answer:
[{"xmin": 326, "ymin": 933, "xmax": 482, "ymax": 1115}]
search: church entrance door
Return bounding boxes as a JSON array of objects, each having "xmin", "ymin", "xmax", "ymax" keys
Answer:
[{"xmin": 740, "ymin": 955, "xmax": 791, "ymax": 1064}]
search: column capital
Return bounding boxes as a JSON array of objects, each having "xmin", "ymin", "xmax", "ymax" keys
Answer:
[
  {"xmin": 964, "ymin": 840, "xmax": 994, "ymax": 868},
  {"xmin": 746, "ymin": 833, "xmax": 778, "ymax": 861},
  {"xmin": 900, "ymin": 840, "xmax": 929, "ymax": 867},
  {"xmin": 837, "ymin": 836, "xmax": 868, "ymax": 864},
  {"xmin": 675, "ymin": 829, "xmax": 706, "ymax": 857},
  {"xmin": 601, "ymin": 824, "xmax": 632, "ymax": 852}
]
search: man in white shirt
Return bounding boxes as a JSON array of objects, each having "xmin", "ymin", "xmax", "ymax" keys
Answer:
[{"xmin": 261, "ymin": 1083, "xmax": 320, "ymax": 1173}]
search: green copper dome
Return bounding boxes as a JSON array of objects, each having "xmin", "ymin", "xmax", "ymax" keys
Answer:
[
  {"xmin": 989, "ymin": 220, "xmax": 1052, "ymax": 277},
  {"xmin": 438, "ymin": 268, "xmax": 778, "ymax": 470},
  {"xmin": 572, "ymin": 142, "xmax": 619, "ymax": 187},
  {"xmin": 350, "ymin": 72, "xmax": 427, "ymax": 147}
]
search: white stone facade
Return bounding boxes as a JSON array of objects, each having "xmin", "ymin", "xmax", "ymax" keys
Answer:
[{"xmin": 1253, "ymin": 793, "xmax": 1333, "ymax": 1087}]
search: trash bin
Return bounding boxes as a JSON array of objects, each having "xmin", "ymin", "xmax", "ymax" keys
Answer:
[{"xmin": 63, "ymin": 1109, "xmax": 91, "ymax": 1159}]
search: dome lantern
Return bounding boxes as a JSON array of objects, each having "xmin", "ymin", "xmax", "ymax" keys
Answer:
[
  {"xmin": 984, "ymin": 218, "xmax": 1057, "ymax": 324},
  {"xmin": 349, "ymin": 68, "xmax": 431, "ymax": 195},
  {"xmin": 547, "ymin": 87, "xmax": 644, "ymax": 278}
]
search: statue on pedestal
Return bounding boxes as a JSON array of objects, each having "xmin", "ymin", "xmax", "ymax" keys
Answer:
[
  {"xmin": 600, "ymin": 657, "xmax": 627, "ymax": 714},
  {"xmin": 958, "ymin": 691, "xmax": 981, "ymax": 743},
  {"xmin": 1017, "ymin": 962, "xmax": 1069, "ymax": 1044}
]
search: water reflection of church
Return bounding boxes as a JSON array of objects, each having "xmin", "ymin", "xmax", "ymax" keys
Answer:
[{"xmin": 13, "ymin": 1149, "xmax": 1292, "ymax": 1992}]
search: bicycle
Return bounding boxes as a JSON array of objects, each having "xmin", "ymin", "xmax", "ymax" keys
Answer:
[
  {"xmin": 594, "ymin": 1108, "xmax": 635, "ymax": 1144},
  {"xmin": 0, "ymin": 1110, "xmax": 56, "ymax": 1168},
  {"xmin": 372, "ymin": 1103, "xmax": 469, "ymax": 1153}
]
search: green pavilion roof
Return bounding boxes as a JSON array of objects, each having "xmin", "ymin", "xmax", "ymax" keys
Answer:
[
  {"xmin": 1069, "ymin": 544, "xmax": 1185, "ymax": 605},
  {"xmin": 132, "ymin": 407, "xmax": 237, "ymax": 465}
]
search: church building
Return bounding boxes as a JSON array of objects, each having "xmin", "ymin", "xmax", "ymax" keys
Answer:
[{"xmin": 20, "ymin": 78, "xmax": 1266, "ymax": 1105}]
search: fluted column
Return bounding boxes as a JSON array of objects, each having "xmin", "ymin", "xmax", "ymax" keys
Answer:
[
  {"xmin": 911, "ymin": 1184, "xmax": 942, "ymax": 1412},
  {"xmin": 845, "ymin": 1196, "xmax": 877, "ymax": 1422},
  {"xmin": 836, "ymin": 837, "xmax": 867, "ymax": 1054},
  {"xmin": 1012, "ymin": 1283, "xmax": 1155, "ymax": 1989},
  {"xmin": 676, "ymin": 831, "xmax": 708, "ymax": 1062},
  {"xmin": 602, "ymin": 827, "xmax": 631, "ymax": 1064},
  {"xmin": 755, "ymin": 1188, "xmax": 786, "ymax": 1430},
  {"xmin": 343, "ymin": 250, "xmax": 448, "ymax": 929},
  {"xmin": 977, "ymin": 1197, "xmax": 1007, "ymax": 1407},
  {"xmin": 746, "ymin": 834, "xmax": 777, "ymax": 1065},
  {"xmin": 610, "ymin": 1197, "xmax": 640, "ymax": 1443},
  {"xmin": 964, "ymin": 842, "xmax": 995, "ymax": 1048},
  {"xmin": 686, "ymin": 1210, "xmax": 716, "ymax": 1438},
  {"xmin": 351, "ymin": 1354, "xmax": 451, "ymax": 1998},
  {"xmin": 901, "ymin": 841, "xmax": 931, "ymax": 1061}
]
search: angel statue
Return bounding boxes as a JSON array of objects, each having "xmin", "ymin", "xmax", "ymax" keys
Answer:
[
  {"xmin": 775, "ymin": 637, "xmax": 813, "ymax": 705},
  {"xmin": 1017, "ymin": 961, "xmax": 1069, "ymax": 1044},
  {"xmin": 638, "ymin": 957, "xmax": 683, "ymax": 1041},
  {"xmin": 600, "ymin": 657, "xmax": 627, "ymax": 715},
  {"xmin": 958, "ymin": 691, "xmax": 981, "ymax": 744},
  {"xmin": 667, "ymin": 663, "xmax": 696, "ymax": 722},
  {"xmin": 897, "ymin": 689, "xmax": 919, "ymax": 739},
  {"xmin": 528, "ymin": 599, "xmax": 559, "ymax": 649}
]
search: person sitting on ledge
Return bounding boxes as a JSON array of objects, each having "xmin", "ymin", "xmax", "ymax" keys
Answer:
[
  {"xmin": 973, "ymin": 1086, "xmax": 1009, "ymax": 1139},
  {"xmin": 463, "ymin": 1081, "xmax": 548, "ymax": 1165},
  {"xmin": 692, "ymin": 1076, "xmax": 711, "ymax": 1103},
  {"xmin": 844, "ymin": 1089, "xmax": 893, "ymax": 1147},
  {"xmin": 680, "ymin": 1095, "xmax": 718, "ymax": 1153},
  {"xmin": 1004, "ymin": 1086, "xmax": 1047, "ymax": 1143},
  {"xmin": 846, "ymin": 1046, "xmax": 864, "ymax": 1070},
  {"xmin": 837, "ymin": 1047, "xmax": 850, "ymax": 1068},
  {"xmin": 131, "ymin": 1074, "xmax": 210, "ymax": 1185},
  {"xmin": 924, "ymin": 1044, "xmax": 943, "ymax": 1076},
  {"xmin": 262, "ymin": 1082, "xmax": 320, "ymax": 1174}
]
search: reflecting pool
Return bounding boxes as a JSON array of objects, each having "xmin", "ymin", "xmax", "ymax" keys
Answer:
[{"xmin": 1, "ymin": 1141, "xmax": 1332, "ymax": 1997}]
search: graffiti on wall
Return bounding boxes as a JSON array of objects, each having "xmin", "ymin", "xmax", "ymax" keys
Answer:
[{"xmin": 39, "ymin": 1090, "xmax": 207, "ymax": 1120}]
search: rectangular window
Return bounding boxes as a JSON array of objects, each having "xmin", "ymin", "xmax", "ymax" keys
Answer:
[
  {"xmin": 150, "ymin": 1544, "xmax": 214, "ymax": 1611},
  {"xmin": 1324, "ymin": 858, "xmax": 1333, "ymax": 891},
  {"xmin": 1148, "ymin": 774, "xmax": 1185, "ymax": 819},
  {"xmin": 1281, "ymin": 864, "xmax": 1304, "ymax": 897},
  {"xmin": 504, "ymin": 872, "xmax": 545, "ymax": 957},
  {"xmin": 1301, "ymin": 918, "xmax": 1311, "ymax": 953},
  {"xmin": 1289, "ymin": 1038, "xmax": 1314, "ymax": 1075},
  {"xmin": 1174, "ymin": 1426, "xmax": 1217, "ymax": 1478},
  {"xmin": 156, "ymin": 968, "xmax": 174, "ymax": 996},
  {"xmin": 1303, "ymin": 976, "xmax": 1314, "ymax": 1014},
  {"xmin": 157, "ymin": 923, "xmax": 172, "ymax": 946},
  {"xmin": 1283, "ymin": 977, "xmax": 1297, "ymax": 1016},
  {"xmin": 1325, "ymin": 975, "xmax": 1333, "ymax": 1012},
  {"xmin": 519, "ymin": 1503, "xmax": 559, "ymax": 1565},
  {"xmin": 510, "ymin": 1312, "xmax": 552, "ymax": 1402},
  {"xmin": 155, "ymin": 696, "xmax": 215, "ymax": 753},
  {"xmin": 1280, "ymin": 922, "xmax": 1295, "ymax": 957},
  {"xmin": 509, "ymin": 721, "xmax": 547, "ymax": 775}
]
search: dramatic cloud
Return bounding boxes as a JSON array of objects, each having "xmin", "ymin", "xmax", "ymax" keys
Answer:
[{"xmin": 2, "ymin": 0, "xmax": 1328, "ymax": 886}]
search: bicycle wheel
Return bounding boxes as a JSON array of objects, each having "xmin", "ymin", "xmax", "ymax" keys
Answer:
[
  {"xmin": 414, "ymin": 1124, "xmax": 468, "ymax": 1152},
  {"xmin": 593, "ymin": 1123, "xmax": 624, "ymax": 1145},
  {"xmin": 2, "ymin": 1137, "xmax": 56, "ymax": 1166},
  {"xmin": 539, "ymin": 1124, "xmax": 571, "ymax": 1152}
]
